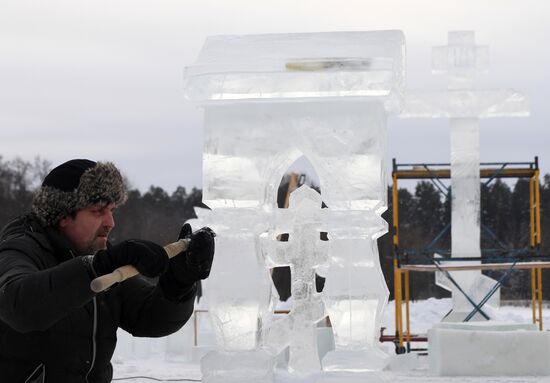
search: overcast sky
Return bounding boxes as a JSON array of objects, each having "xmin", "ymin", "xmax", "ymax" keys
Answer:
[{"xmin": 1, "ymin": 0, "xmax": 547, "ymax": 193}]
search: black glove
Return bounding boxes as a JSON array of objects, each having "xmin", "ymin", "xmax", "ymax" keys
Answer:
[
  {"xmin": 159, "ymin": 224, "xmax": 215, "ymax": 300},
  {"xmin": 179, "ymin": 223, "xmax": 216, "ymax": 280},
  {"xmin": 92, "ymin": 239, "xmax": 169, "ymax": 278}
]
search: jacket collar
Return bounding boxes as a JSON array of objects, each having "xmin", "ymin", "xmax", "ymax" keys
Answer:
[
  {"xmin": 44, "ymin": 226, "xmax": 79, "ymax": 262},
  {"xmin": 0, "ymin": 213, "xmax": 78, "ymax": 262}
]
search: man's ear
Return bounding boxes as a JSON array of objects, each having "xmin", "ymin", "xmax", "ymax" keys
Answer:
[{"xmin": 58, "ymin": 216, "xmax": 71, "ymax": 229}]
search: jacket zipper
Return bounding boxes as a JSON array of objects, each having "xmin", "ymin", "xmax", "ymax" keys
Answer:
[
  {"xmin": 68, "ymin": 248, "xmax": 98, "ymax": 383},
  {"xmin": 24, "ymin": 363, "xmax": 45, "ymax": 383},
  {"xmin": 85, "ymin": 296, "xmax": 98, "ymax": 382}
]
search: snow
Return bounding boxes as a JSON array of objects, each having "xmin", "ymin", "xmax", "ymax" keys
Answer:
[{"xmin": 112, "ymin": 299, "xmax": 550, "ymax": 382}]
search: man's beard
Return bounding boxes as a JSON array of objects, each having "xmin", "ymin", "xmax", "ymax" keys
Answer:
[{"xmin": 82, "ymin": 229, "xmax": 110, "ymax": 255}]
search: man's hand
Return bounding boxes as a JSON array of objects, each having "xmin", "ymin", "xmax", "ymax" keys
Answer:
[
  {"xmin": 92, "ymin": 240, "xmax": 169, "ymax": 278},
  {"xmin": 177, "ymin": 223, "xmax": 216, "ymax": 280},
  {"xmin": 159, "ymin": 224, "xmax": 216, "ymax": 301}
]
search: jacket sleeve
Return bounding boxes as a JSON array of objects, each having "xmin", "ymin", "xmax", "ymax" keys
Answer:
[
  {"xmin": 118, "ymin": 275, "xmax": 196, "ymax": 337},
  {"xmin": 0, "ymin": 249, "xmax": 95, "ymax": 333}
]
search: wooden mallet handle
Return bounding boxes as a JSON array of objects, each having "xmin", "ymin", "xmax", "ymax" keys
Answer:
[{"xmin": 90, "ymin": 239, "xmax": 189, "ymax": 293}]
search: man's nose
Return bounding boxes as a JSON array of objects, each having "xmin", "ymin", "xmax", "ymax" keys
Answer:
[{"xmin": 103, "ymin": 210, "xmax": 115, "ymax": 229}]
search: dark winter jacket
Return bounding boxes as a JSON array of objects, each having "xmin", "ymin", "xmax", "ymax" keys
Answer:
[{"xmin": 0, "ymin": 214, "xmax": 196, "ymax": 383}]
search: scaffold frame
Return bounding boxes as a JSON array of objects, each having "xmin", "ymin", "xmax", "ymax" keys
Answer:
[{"xmin": 392, "ymin": 157, "xmax": 543, "ymax": 353}]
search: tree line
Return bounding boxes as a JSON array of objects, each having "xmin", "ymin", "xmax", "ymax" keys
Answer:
[{"xmin": 1, "ymin": 156, "xmax": 549, "ymax": 301}]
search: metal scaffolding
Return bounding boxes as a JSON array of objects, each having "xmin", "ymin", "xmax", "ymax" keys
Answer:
[{"xmin": 392, "ymin": 157, "xmax": 544, "ymax": 353}]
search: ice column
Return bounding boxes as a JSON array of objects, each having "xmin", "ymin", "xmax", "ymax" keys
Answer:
[
  {"xmin": 318, "ymin": 112, "xmax": 394, "ymax": 382},
  {"xmin": 184, "ymin": 31, "xmax": 405, "ymax": 381},
  {"xmin": 401, "ymin": 31, "xmax": 529, "ymax": 321},
  {"xmin": 185, "ymin": 207, "xmax": 274, "ymax": 383}
]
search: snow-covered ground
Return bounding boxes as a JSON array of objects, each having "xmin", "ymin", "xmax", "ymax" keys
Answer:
[
  {"xmin": 383, "ymin": 298, "xmax": 550, "ymax": 335},
  {"xmin": 112, "ymin": 299, "xmax": 550, "ymax": 382}
]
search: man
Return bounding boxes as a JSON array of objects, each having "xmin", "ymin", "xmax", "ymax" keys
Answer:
[{"xmin": 0, "ymin": 159, "xmax": 215, "ymax": 383}]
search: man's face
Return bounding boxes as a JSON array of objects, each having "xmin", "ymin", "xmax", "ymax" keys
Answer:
[{"xmin": 58, "ymin": 203, "xmax": 116, "ymax": 254}]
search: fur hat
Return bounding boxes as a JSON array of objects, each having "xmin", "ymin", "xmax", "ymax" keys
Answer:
[{"xmin": 32, "ymin": 159, "xmax": 128, "ymax": 226}]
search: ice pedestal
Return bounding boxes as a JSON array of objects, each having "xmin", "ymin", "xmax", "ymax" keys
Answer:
[
  {"xmin": 317, "ymin": 371, "xmax": 385, "ymax": 383},
  {"xmin": 322, "ymin": 348, "xmax": 388, "ymax": 372},
  {"xmin": 184, "ymin": 30, "xmax": 404, "ymax": 380},
  {"xmin": 428, "ymin": 323, "xmax": 550, "ymax": 376},
  {"xmin": 433, "ymin": 322, "xmax": 537, "ymax": 331},
  {"xmin": 201, "ymin": 349, "xmax": 275, "ymax": 383}
]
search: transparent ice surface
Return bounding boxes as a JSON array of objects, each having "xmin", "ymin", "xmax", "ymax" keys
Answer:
[
  {"xmin": 260, "ymin": 185, "xmax": 329, "ymax": 374},
  {"xmin": 401, "ymin": 89, "xmax": 529, "ymax": 118},
  {"xmin": 201, "ymin": 101, "xmax": 389, "ymax": 211},
  {"xmin": 322, "ymin": 348, "xmax": 389, "ymax": 373},
  {"xmin": 432, "ymin": 30, "xmax": 489, "ymax": 87},
  {"xmin": 184, "ymin": 31, "xmax": 405, "ymax": 112},
  {"xmin": 402, "ymin": 31, "xmax": 528, "ymax": 119},
  {"xmin": 184, "ymin": 30, "xmax": 405, "ymax": 379},
  {"xmin": 201, "ymin": 349, "xmax": 275, "ymax": 383},
  {"xmin": 402, "ymin": 31, "xmax": 529, "ymax": 119},
  {"xmin": 449, "ymin": 119, "xmax": 481, "ymax": 313},
  {"xmin": 187, "ymin": 208, "xmax": 272, "ymax": 350},
  {"xmin": 327, "ymin": 210, "xmax": 388, "ymax": 239},
  {"xmin": 323, "ymin": 239, "xmax": 389, "ymax": 348},
  {"xmin": 322, "ymin": 234, "xmax": 390, "ymax": 372},
  {"xmin": 400, "ymin": 31, "xmax": 529, "ymax": 320}
]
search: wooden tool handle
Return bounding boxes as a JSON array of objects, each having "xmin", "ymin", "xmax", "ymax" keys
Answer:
[{"xmin": 90, "ymin": 238, "xmax": 189, "ymax": 293}]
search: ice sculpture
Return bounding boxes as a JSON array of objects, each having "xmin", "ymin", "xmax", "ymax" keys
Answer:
[
  {"xmin": 184, "ymin": 31, "xmax": 405, "ymax": 381},
  {"xmin": 186, "ymin": 207, "xmax": 274, "ymax": 383},
  {"xmin": 401, "ymin": 31, "xmax": 529, "ymax": 321},
  {"xmin": 261, "ymin": 185, "xmax": 329, "ymax": 374}
]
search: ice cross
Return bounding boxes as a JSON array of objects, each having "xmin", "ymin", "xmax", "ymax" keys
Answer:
[
  {"xmin": 261, "ymin": 185, "xmax": 329, "ymax": 374},
  {"xmin": 401, "ymin": 31, "xmax": 529, "ymax": 320}
]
